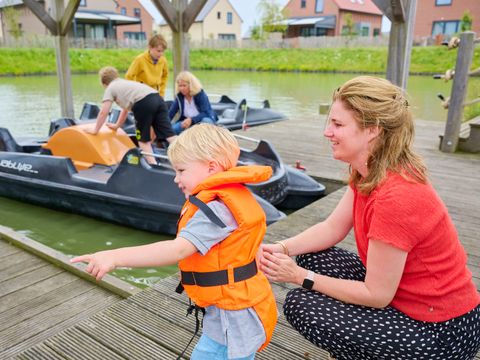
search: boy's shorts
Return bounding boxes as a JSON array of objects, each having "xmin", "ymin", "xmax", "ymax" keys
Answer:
[
  {"xmin": 191, "ymin": 334, "xmax": 255, "ymax": 360},
  {"xmin": 132, "ymin": 93, "xmax": 175, "ymax": 142}
]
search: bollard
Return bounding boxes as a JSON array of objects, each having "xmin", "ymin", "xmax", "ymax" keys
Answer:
[{"xmin": 319, "ymin": 103, "xmax": 330, "ymax": 115}]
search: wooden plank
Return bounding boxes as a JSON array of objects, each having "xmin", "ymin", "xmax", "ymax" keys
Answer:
[
  {"xmin": 0, "ymin": 227, "xmax": 140, "ymax": 298},
  {"xmin": 0, "ymin": 241, "xmax": 21, "ymax": 259},
  {"xmin": 22, "ymin": 0, "xmax": 57, "ymax": 35},
  {"xmin": 12, "ymin": 343, "xmax": 66, "ymax": 360},
  {"xmin": 183, "ymin": 0, "xmax": 208, "ymax": 30},
  {"xmin": 0, "ymin": 264, "xmax": 63, "ymax": 298},
  {"xmin": 151, "ymin": 0, "xmax": 178, "ymax": 32},
  {"xmin": 76, "ymin": 314, "xmax": 180, "ymax": 359},
  {"xmin": 0, "ymin": 255, "xmax": 46, "ymax": 282},
  {"xmin": 0, "ymin": 272, "xmax": 80, "ymax": 314},
  {"xmin": 60, "ymin": 0, "xmax": 81, "ymax": 36},
  {"xmin": 43, "ymin": 327, "xmax": 124, "ymax": 360},
  {"xmin": 0, "ymin": 278, "xmax": 96, "ymax": 332},
  {"xmin": 149, "ymin": 277, "xmax": 330, "ymax": 359},
  {"xmin": 0, "ymin": 288, "xmax": 120, "ymax": 359}
]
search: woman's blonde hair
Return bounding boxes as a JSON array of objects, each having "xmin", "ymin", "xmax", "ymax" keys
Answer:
[
  {"xmin": 175, "ymin": 71, "xmax": 203, "ymax": 96},
  {"xmin": 99, "ymin": 66, "xmax": 119, "ymax": 86},
  {"xmin": 167, "ymin": 123, "xmax": 239, "ymax": 170},
  {"xmin": 333, "ymin": 76, "xmax": 427, "ymax": 194}
]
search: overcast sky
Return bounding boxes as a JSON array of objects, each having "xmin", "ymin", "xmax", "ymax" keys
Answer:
[{"xmin": 138, "ymin": 0, "xmax": 390, "ymax": 37}]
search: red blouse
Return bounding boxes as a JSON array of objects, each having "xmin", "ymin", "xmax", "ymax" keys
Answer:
[{"xmin": 352, "ymin": 172, "xmax": 479, "ymax": 322}]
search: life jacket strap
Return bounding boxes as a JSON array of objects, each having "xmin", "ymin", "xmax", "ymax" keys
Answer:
[
  {"xmin": 188, "ymin": 195, "xmax": 227, "ymax": 228},
  {"xmin": 181, "ymin": 259, "xmax": 257, "ymax": 287}
]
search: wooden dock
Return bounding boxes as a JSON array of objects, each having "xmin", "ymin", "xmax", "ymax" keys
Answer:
[{"xmin": 1, "ymin": 115, "xmax": 479, "ymax": 359}]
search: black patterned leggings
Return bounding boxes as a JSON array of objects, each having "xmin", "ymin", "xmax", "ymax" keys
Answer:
[{"xmin": 283, "ymin": 247, "xmax": 480, "ymax": 360}]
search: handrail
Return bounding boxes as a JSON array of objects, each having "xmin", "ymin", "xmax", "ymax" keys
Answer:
[
  {"xmin": 140, "ymin": 151, "xmax": 170, "ymax": 160},
  {"xmin": 232, "ymin": 133, "xmax": 260, "ymax": 144}
]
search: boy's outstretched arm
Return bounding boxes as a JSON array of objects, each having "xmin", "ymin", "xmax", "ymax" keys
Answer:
[{"xmin": 70, "ymin": 237, "xmax": 196, "ymax": 281}]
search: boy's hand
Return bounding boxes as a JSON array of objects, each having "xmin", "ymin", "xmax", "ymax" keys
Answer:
[
  {"xmin": 84, "ymin": 126, "xmax": 98, "ymax": 135},
  {"xmin": 70, "ymin": 251, "xmax": 116, "ymax": 281},
  {"xmin": 106, "ymin": 122, "xmax": 119, "ymax": 131}
]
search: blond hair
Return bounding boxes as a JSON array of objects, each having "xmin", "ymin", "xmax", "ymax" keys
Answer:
[
  {"xmin": 168, "ymin": 123, "xmax": 239, "ymax": 170},
  {"xmin": 175, "ymin": 71, "xmax": 203, "ymax": 96},
  {"xmin": 332, "ymin": 76, "xmax": 427, "ymax": 194},
  {"xmin": 149, "ymin": 34, "xmax": 167, "ymax": 49},
  {"xmin": 99, "ymin": 66, "xmax": 119, "ymax": 86}
]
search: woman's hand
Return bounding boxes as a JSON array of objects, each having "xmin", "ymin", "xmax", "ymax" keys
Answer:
[
  {"xmin": 260, "ymin": 251, "xmax": 305, "ymax": 285},
  {"xmin": 70, "ymin": 251, "xmax": 116, "ymax": 281},
  {"xmin": 181, "ymin": 118, "xmax": 192, "ymax": 129},
  {"xmin": 106, "ymin": 122, "xmax": 119, "ymax": 131}
]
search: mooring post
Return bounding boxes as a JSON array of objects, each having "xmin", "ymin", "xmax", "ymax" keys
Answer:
[{"xmin": 440, "ymin": 31, "xmax": 476, "ymax": 153}]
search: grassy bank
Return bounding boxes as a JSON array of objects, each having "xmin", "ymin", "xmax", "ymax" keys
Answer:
[{"xmin": 1, "ymin": 47, "xmax": 479, "ymax": 76}]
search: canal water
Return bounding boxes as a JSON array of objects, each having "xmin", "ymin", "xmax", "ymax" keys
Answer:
[{"xmin": 0, "ymin": 70, "xmax": 454, "ymax": 287}]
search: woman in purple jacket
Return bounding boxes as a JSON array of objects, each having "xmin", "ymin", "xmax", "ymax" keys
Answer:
[{"xmin": 168, "ymin": 71, "xmax": 218, "ymax": 135}]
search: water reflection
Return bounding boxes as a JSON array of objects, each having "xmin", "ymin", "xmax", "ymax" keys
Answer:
[{"xmin": 0, "ymin": 71, "xmax": 455, "ymax": 137}]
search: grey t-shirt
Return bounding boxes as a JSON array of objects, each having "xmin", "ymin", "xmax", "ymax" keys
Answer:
[
  {"xmin": 178, "ymin": 200, "xmax": 266, "ymax": 358},
  {"xmin": 102, "ymin": 78, "xmax": 156, "ymax": 110}
]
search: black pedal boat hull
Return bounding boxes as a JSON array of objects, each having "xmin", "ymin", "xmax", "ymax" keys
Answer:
[{"xmin": 0, "ymin": 147, "xmax": 285, "ymax": 235}]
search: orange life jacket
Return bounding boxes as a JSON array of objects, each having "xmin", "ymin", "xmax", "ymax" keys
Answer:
[{"xmin": 177, "ymin": 165, "xmax": 278, "ymax": 350}]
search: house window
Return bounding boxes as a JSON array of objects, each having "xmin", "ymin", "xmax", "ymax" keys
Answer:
[
  {"xmin": 125, "ymin": 32, "xmax": 146, "ymax": 40},
  {"xmin": 80, "ymin": 0, "xmax": 86, "ymax": 6},
  {"xmin": 227, "ymin": 12, "xmax": 232, "ymax": 24},
  {"xmin": 315, "ymin": 0, "xmax": 324, "ymax": 12},
  {"xmin": 435, "ymin": 0, "xmax": 452, "ymax": 5},
  {"xmin": 373, "ymin": 28, "xmax": 380, "ymax": 36},
  {"xmin": 432, "ymin": 20, "xmax": 459, "ymax": 36},
  {"xmin": 217, "ymin": 11, "xmax": 221, "ymax": 19},
  {"xmin": 219, "ymin": 33, "xmax": 236, "ymax": 40},
  {"xmin": 300, "ymin": 27, "xmax": 326, "ymax": 37},
  {"xmin": 301, "ymin": 0, "xmax": 306, "ymax": 8},
  {"xmin": 120, "ymin": 7, "xmax": 126, "ymax": 15},
  {"xmin": 133, "ymin": 8, "xmax": 141, "ymax": 18}
]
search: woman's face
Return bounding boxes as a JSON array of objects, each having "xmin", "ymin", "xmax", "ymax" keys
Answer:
[
  {"xmin": 177, "ymin": 80, "xmax": 190, "ymax": 96},
  {"xmin": 324, "ymin": 100, "xmax": 377, "ymax": 168}
]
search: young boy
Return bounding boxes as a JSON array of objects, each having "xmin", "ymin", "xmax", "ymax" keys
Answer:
[
  {"xmin": 71, "ymin": 124, "xmax": 277, "ymax": 359},
  {"xmin": 86, "ymin": 66, "xmax": 176, "ymax": 164},
  {"xmin": 125, "ymin": 34, "xmax": 169, "ymax": 98}
]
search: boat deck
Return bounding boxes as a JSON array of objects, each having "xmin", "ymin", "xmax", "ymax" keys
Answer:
[{"xmin": 1, "ymin": 115, "xmax": 479, "ymax": 359}]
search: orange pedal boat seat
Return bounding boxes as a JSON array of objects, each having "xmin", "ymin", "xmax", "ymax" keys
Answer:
[{"xmin": 42, "ymin": 124, "xmax": 135, "ymax": 170}]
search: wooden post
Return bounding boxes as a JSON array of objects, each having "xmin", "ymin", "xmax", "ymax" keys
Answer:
[
  {"xmin": 150, "ymin": 0, "xmax": 207, "ymax": 92},
  {"xmin": 372, "ymin": 0, "xmax": 415, "ymax": 89},
  {"xmin": 385, "ymin": 0, "xmax": 416, "ymax": 89},
  {"xmin": 440, "ymin": 31, "xmax": 476, "ymax": 153},
  {"xmin": 24, "ymin": 0, "xmax": 79, "ymax": 119},
  {"xmin": 172, "ymin": 0, "xmax": 189, "ymax": 77},
  {"xmin": 52, "ymin": 0, "xmax": 74, "ymax": 119}
]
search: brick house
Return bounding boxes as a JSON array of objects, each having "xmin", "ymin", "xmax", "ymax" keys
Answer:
[
  {"xmin": 281, "ymin": 0, "xmax": 382, "ymax": 37},
  {"xmin": 0, "ymin": 0, "xmax": 142, "ymax": 43},
  {"xmin": 115, "ymin": 0, "xmax": 154, "ymax": 41},
  {"xmin": 414, "ymin": 0, "xmax": 480, "ymax": 39}
]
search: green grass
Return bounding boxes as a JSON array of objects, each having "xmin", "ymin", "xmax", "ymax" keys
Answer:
[{"xmin": 0, "ymin": 46, "xmax": 478, "ymax": 76}]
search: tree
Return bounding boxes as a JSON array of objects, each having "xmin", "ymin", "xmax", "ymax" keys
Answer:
[
  {"xmin": 460, "ymin": 10, "xmax": 473, "ymax": 32},
  {"xmin": 256, "ymin": 0, "xmax": 287, "ymax": 39},
  {"xmin": 341, "ymin": 13, "xmax": 357, "ymax": 36},
  {"xmin": 3, "ymin": 6, "xmax": 22, "ymax": 40}
]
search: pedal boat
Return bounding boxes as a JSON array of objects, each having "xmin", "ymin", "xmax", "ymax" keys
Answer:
[
  {"xmin": 80, "ymin": 94, "xmax": 287, "ymax": 132},
  {"xmin": 0, "ymin": 123, "xmax": 286, "ymax": 235}
]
